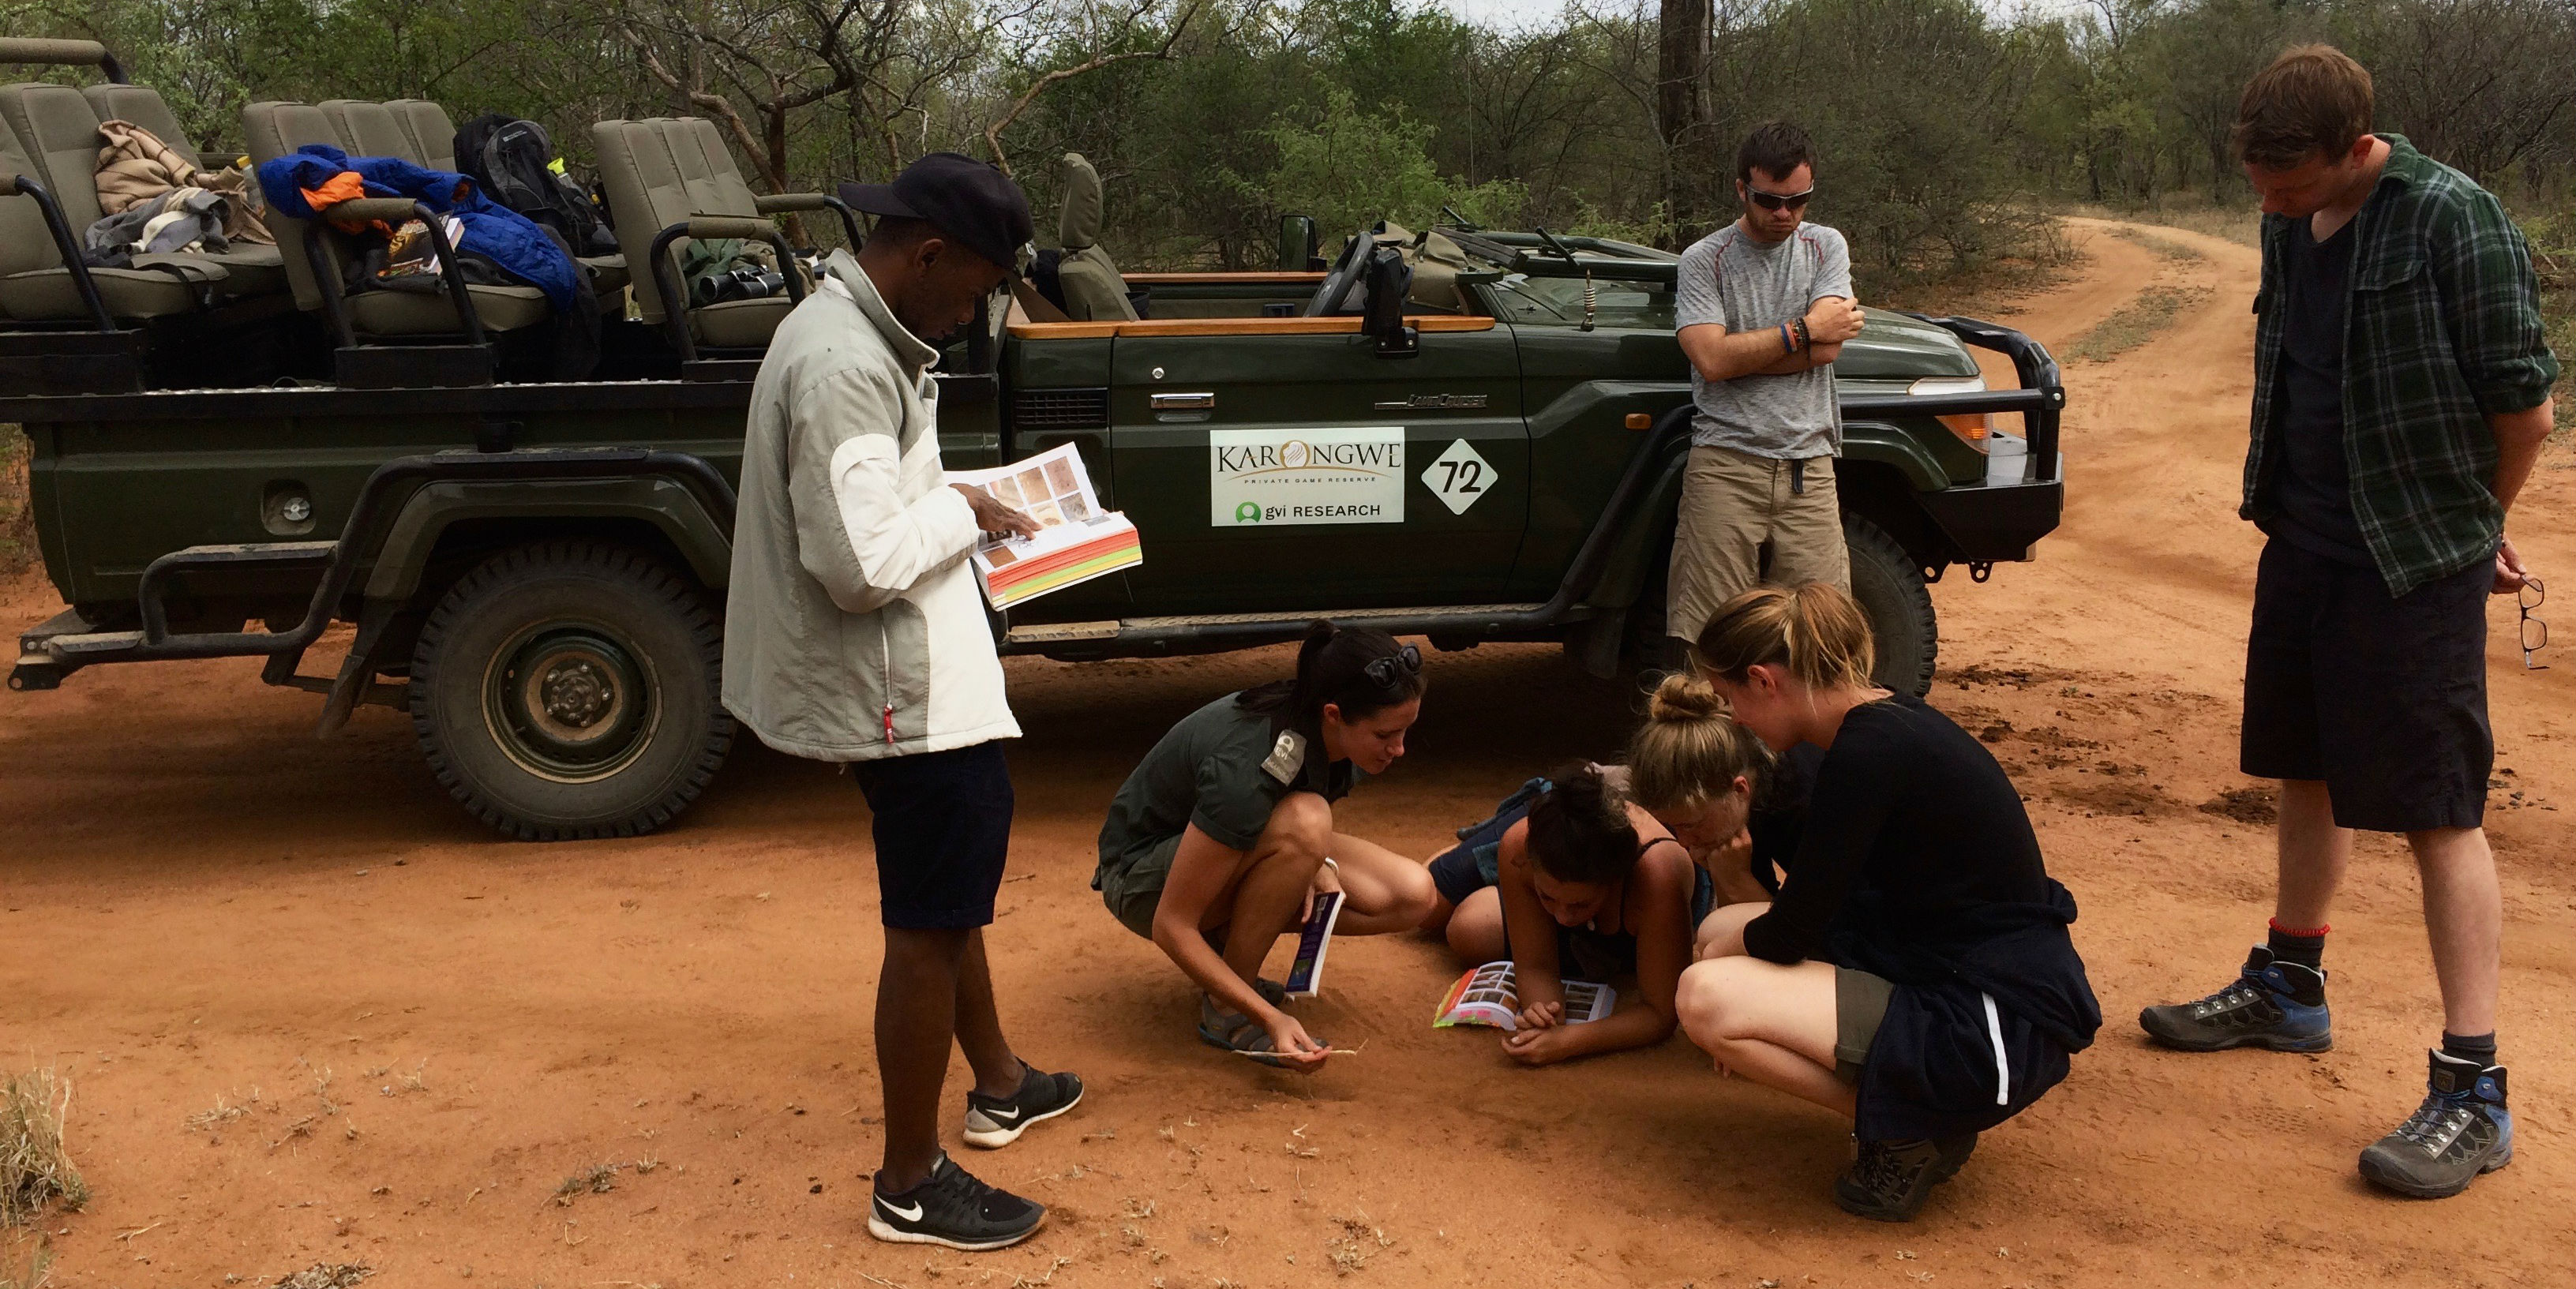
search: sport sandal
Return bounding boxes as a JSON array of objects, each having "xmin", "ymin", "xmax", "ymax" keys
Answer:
[{"xmin": 1197, "ymin": 993, "xmax": 1310, "ymax": 1068}]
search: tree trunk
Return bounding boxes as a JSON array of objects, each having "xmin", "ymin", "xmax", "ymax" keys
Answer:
[{"xmin": 1656, "ymin": 0, "xmax": 1712, "ymax": 247}]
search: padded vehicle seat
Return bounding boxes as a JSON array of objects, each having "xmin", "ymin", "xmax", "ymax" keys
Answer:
[
  {"xmin": 1374, "ymin": 222, "xmax": 1472, "ymax": 314},
  {"xmin": 592, "ymin": 117, "xmax": 795, "ymax": 347},
  {"xmin": 77, "ymin": 80, "xmax": 287, "ymax": 295},
  {"xmin": 244, "ymin": 98, "xmax": 555, "ymax": 338},
  {"xmin": 0, "ymin": 82, "xmax": 270, "ymax": 314},
  {"xmin": 369, "ymin": 98, "xmax": 624, "ymax": 298},
  {"xmin": 1052, "ymin": 153, "xmax": 1133, "ymax": 321}
]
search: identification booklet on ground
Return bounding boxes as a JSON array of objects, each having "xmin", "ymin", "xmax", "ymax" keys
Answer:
[
  {"xmin": 1433, "ymin": 961, "xmax": 1615, "ymax": 1032},
  {"xmin": 1281, "ymin": 888, "xmax": 1344, "ymax": 997},
  {"xmin": 946, "ymin": 443, "xmax": 1142, "ymax": 609}
]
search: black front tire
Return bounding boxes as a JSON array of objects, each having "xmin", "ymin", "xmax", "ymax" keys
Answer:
[
  {"xmin": 408, "ymin": 541, "xmax": 734, "ymax": 841},
  {"xmin": 1844, "ymin": 515, "xmax": 1937, "ymax": 697}
]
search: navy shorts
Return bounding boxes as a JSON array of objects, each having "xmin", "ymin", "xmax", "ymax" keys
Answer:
[
  {"xmin": 850, "ymin": 741, "xmax": 1014, "ymax": 929},
  {"xmin": 2241, "ymin": 538, "xmax": 2492, "ymax": 833}
]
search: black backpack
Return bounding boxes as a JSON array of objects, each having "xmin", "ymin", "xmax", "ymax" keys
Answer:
[{"xmin": 453, "ymin": 113, "xmax": 617, "ymax": 256}]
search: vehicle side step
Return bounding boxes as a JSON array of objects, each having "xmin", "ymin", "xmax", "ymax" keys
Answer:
[
  {"xmin": 150, "ymin": 541, "xmax": 339, "ymax": 568},
  {"xmin": 12, "ymin": 607, "xmax": 99, "ymax": 689}
]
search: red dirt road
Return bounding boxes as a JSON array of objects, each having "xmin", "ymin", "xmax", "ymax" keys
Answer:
[{"xmin": 5, "ymin": 220, "xmax": 2572, "ymax": 1287}]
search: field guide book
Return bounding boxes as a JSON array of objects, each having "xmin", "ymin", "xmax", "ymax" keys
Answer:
[
  {"xmin": 1281, "ymin": 888, "xmax": 1344, "ymax": 998},
  {"xmin": 946, "ymin": 442, "xmax": 1142, "ymax": 609},
  {"xmin": 1432, "ymin": 961, "xmax": 1615, "ymax": 1032}
]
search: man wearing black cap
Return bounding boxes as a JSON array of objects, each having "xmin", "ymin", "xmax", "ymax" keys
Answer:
[{"xmin": 724, "ymin": 152, "xmax": 1081, "ymax": 1253}]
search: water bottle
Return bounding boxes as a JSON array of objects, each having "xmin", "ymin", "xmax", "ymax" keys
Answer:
[{"xmin": 1985, "ymin": 431, "xmax": 2029, "ymax": 485}]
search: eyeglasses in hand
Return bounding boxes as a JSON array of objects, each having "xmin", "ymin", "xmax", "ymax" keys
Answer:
[
  {"xmin": 1363, "ymin": 643, "xmax": 1423, "ymax": 688},
  {"xmin": 2519, "ymin": 575, "xmax": 2547, "ymax": 670}
]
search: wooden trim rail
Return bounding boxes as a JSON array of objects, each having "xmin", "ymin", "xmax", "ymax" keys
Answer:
[{"xmin": 1007, "ymin": 315, "xmax": 1495, "ymax": 339}]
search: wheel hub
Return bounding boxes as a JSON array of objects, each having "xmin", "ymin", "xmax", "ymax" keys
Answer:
[{"xmin": 483, "ymin": 624, "xmax": 659, "ymax": 783}]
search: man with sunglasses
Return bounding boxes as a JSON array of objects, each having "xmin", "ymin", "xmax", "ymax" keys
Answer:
[
  {"xmin": 1667, "ymin": 121, "xmax": 1868, "ymax": 657},
  {"xmin": 2137, "ymin": 46, "xmax": 2557, "ymax": 1202}
]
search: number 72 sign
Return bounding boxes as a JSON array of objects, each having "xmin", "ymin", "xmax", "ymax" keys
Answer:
[{"xmin": 1420, "ymin": 439, "xmax": 1498, "ymax": 516}]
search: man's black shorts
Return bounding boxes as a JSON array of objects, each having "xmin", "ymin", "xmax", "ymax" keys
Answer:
[
  {"xmin": 2242, "ymin": 538, "xmax": 2492, "ymax": 833},
  {"xmin": 850, "ymin": 741, "xmax": 1014, "ymax": 929}
]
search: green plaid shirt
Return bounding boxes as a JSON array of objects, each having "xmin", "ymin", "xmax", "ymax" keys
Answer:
[{"xmin": 2244, "ymin": 134, "xmax": 2559, "ymax": 596}]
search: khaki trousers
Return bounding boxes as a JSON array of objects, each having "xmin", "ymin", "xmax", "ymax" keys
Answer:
[{"xmin": 1667, "ymin": 444, "xmax": 1850, "ymax": 643}]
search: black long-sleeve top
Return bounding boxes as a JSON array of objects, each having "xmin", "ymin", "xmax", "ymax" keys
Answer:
[{"xmin": 1742, "ymin": 692, "xmax": 2049, "ymax": 965}]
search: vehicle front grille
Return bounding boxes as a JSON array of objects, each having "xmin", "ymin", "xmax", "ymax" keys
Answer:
[{"xmin": 1011, "ymin": 386, "xmax": 1110, "ymax": 430}]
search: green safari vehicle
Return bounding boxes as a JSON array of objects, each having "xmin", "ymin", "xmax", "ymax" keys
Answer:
[{"xmin": 0, "ymin": 45, "xmax": 2064, "ymax": 838}]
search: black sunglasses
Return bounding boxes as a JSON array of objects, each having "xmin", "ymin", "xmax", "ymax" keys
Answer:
[
  {"xmin": 1363, "ymin": 643, "xmax": 1423, "ymax": 688},
  {"xmin": 1745, "ymin": 185, "xmax": 1815, "ymax": 212}
]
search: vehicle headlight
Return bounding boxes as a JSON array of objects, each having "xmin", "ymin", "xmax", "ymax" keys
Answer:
[{"xmin": 1909, "ymin": 375, "xmax": 1990, "ymax": 449}]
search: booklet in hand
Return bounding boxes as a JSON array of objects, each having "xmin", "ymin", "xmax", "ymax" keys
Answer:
[
  {"xmin": 946, "ymin": 442, "xmax": 1142, "ymax": 609},
  {"xmin": 1432, "ymin": 961, "xmax": 1615, "ymax": 1032},
  {"xmin": 1281, "ymin": 887, "xmax": 1344, "ymax": 997}
]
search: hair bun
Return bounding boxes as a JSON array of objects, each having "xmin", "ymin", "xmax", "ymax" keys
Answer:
[{"xmin": 1646, "ymin": 673, "xmax": 1725, "ymax": 722}]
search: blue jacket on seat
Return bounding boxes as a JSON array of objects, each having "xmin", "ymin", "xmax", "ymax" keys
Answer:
[{"xmin": 257, "ymin": 144, "xmax": 580, "ymax": 310}]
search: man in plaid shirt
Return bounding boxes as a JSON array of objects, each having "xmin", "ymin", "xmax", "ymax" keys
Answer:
[{"xmin": 2139, "ymin": 45, "xmax": 2557, "ymax": 1199}]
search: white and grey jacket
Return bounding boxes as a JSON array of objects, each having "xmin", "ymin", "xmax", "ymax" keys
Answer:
[{"xmin": 721, "ymin": 249, "xmax": 1019, "ymax": 762}]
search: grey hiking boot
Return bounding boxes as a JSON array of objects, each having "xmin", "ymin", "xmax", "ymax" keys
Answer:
[
  {"xmin": 2358, "ymin": 1051, "xmax": 2513, "ymax": 1199},
  {"xmin": 1832, "ymin": 1133, "xmax": 1978, "ymax": 1221},
  {"xmin": 2139, "ymin": 946, "xmax": 2331, "ymax": 1052}
]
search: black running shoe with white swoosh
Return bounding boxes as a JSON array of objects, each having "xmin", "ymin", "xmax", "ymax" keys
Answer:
[
  {"xmin": 962, "ymin": 1063, "xmax": 1084, "ymax": 1148},
  {"xmin": 868, "ymin": 1152, "xmax": 1044, "ymax": 1251}
]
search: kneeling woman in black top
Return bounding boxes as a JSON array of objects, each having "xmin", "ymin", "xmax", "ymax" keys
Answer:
[{"xmin": 1675, "ymin": 584, "xmax": 2101, "ymax": 1222}]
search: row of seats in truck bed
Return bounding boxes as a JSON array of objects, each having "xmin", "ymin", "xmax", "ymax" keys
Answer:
[{"xmin": 0, "ymin": 38, "xmax": 859, "ymax": 388}]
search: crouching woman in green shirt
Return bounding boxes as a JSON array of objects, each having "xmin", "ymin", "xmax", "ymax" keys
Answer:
[{"xmin": 1094, "ymin": 621, "xmax": 1438, "ymax": 1070}]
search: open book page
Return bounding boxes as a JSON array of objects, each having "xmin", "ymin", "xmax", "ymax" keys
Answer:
[
  {"xmin": 1432, "ymin": 961, "xmax": 1616, "ymax": 1032},
  {"xmin": 945, "ymin": 442, "xmax": 1142, "ymax": 609}
]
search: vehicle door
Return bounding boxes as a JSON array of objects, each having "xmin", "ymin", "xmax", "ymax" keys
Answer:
[{"xmin": 1104, "ymin": 317, "xmax": 1527, "ymax": 615}]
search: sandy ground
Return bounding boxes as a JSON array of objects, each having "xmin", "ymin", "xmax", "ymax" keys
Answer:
[{"xmin": 4, "ymin": 219, "xmax": 2572, "ymax": 1288}]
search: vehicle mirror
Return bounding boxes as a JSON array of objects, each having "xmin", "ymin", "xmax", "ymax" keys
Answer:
[
  {"xmin": 1364, "ymin": 246, "xmax": 1416, "ymax": 358},
  {"xmin": 1278, "ymin": 214, "xmax": 1319, "ymax": 272}
]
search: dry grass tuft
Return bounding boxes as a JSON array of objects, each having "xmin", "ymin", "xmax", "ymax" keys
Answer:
[
  {"xmin": 1324, "ymin": 1210, "xmax": 1395, "ymax": 1275},
  {"xmin": 0, "ymin": 1233, "xmax": 55, "ymax": 1289},
  {"xmin": 553, "ymin": 1157, "xmax": 658, "ymax": 1205},
  {"xmin": 2109, "ymin": 226, "xmax": 2205, "ymax": 262},
  {"xmin": 270, "ymin": 1265, "xmax": 371, "ymax": 1289},
  {"xmin": 0, "ymin": 1070, "xmax": 86, "ymax": 1227},
  {"xmin": 2067, "ymin": 285, "xmax": 2213, "ymax": 362}
]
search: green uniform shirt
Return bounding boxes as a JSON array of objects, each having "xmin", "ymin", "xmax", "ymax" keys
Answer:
[
  {"xmin": 1094, "ymin": 693, "xmax": 1355, "ymax": 886},
  {"xmin": 2243, "ymin": 134, "xmax": 2560, "ymax": 598}
]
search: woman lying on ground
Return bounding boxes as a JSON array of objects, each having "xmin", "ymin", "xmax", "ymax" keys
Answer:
[
  {"xmin": 1093, "ymin": 621, "xmax": 1438, "ymax": 1070},
  {"xmin": 1415, "ymin": 673, "xmax": 1817, "ymax": 1066},
  {"xmin": 1422, "ymin": 765, "xmax": 1697, "ymax": 1066},
  {"xmin": 1674, "ymin": 583, "xmax": 2102, "ymax": 1223}
]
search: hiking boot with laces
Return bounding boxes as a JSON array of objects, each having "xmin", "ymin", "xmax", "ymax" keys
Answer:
[
  {"xmin": 2358, "ymin": 1051, "xmax": 2512, "ymax": 1199},
  {"xmin": 1832, "ymin": 1133, "xmax": 1976, "ymax": 1222},
  {"xmin": 2138, "ymin": 946, "xmax": 2330, "ymax": 1052},
  {"xmin": 868, "ymin": 1151, "xmax": 1045, "ymax": 1250}
]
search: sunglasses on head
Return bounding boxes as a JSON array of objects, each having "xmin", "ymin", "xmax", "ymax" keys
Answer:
[
  {"xmin": 1745, "ymin": 185, "xmax": 1815, "ymax": 212},
  {"xmin": 1363, "ymin": 643, "xmax": 1423, "ymax": 688}
]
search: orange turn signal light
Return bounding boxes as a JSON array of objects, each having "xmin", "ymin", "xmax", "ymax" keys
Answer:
[{"xmin": 1624, "ymin": 412, "xmax": 1652, "ymax": 430}]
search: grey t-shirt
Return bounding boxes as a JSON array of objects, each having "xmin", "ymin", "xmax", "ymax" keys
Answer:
[{"xmin": 1674, "ymin": 222, "xmax": 1854, "ymax": 459}]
